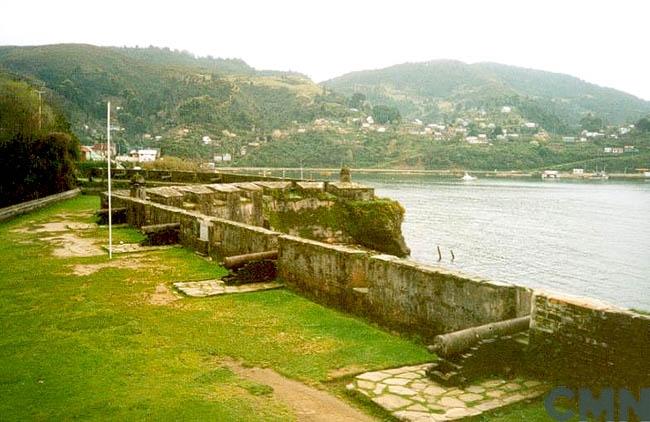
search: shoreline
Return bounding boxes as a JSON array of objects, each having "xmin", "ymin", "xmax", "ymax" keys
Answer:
[{"xmin": 214, "ymin": 167, "xmax": 649, "ymax": 180}]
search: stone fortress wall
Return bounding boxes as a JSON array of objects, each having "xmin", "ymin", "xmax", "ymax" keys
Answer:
[{"xmin": 105, "ymin": 170, "xmax": 649, "ymax": 389}]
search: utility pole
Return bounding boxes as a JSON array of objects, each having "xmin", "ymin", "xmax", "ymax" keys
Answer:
[{"xmin": 107, "ymin": 102, "xmax": 113, "ymax": 259}]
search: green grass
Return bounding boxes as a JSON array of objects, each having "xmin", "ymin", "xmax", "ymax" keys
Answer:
[{"xmin": 0, "ymin": 194, "xmax": 433, "ymax": 420}]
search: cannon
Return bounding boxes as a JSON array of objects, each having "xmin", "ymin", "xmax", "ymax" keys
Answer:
[
  {"xmin": 429, "ymin": 316, "xmax": 530, "ymax": 357},
  {"xmin": 223, "ymin": 250, "xmax": 279, "ymax": 270},
  {"xmin": 426, "ymin": 316, "xmax": 531, "ymax": 386}
]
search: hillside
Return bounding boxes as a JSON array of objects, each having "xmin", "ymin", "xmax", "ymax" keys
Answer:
[
  {"xmin": 236, "ymin": 129, "xmax": 650, "ymax": 173},
  {"xmin": 324, "ymin": 61, "xmax": 650, "ymax": 130},
  {"xmin": 0, "ymin": 44, "xmax": 350, "ymax": 156}
]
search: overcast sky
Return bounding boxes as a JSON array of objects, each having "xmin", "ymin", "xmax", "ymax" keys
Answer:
[{"xmin": 1, "ymin": 0, "xmax": 648, "ymax": 99}]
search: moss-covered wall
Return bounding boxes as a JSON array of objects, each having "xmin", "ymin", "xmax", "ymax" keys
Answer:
[{"xmin": 265, "ymin": 190, "xmax": 410, "ymax": 257}]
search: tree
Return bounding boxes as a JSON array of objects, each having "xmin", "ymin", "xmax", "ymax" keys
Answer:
[
  {"xmin": 348, "ymin": 93, "xmax": 366, "ymax": 109},
  {"xmin": 371, "ymin": 105, "xmax": 401, "ymax": 124},
  {"xmin": 0, "ymin": 75, "xmax": 79, "ymax": 206},
  {"xmin": 636, "ymin": 117, "xmax": 650, "ymax": 133},
  {"xmin": 0, "ymin": 132, "xmax": 79, "ymax": 207},
  {"xmin": 580, "ymin": 114, "xmax": 603, "ymax": 132}
]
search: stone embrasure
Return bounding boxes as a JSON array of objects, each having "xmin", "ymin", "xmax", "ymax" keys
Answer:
[
  {"xmin": 347, "ymin": 364, "xmax": 548, "ymax": 421},
  {"xmin": 174, "ymin": 279, "xmax": 283, "ymax": 297}
]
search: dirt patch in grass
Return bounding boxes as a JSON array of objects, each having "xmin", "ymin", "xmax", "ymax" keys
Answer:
[
  {"xmin": 43, "ymin": 233, "xmax": 104, "ymax": 258},
  {"xmin": 149, "ymin": 283, "xmax": 180, "ymax": 306},
  {"xmin": 223, "ymin": 360, "xmax": 372, "ymax": 422},
  {"xmin": 33, "ymin": 222, "xmax": 76, "ymax": 233},
  {"xmin": 71, "ymin": 254, "xmax": 158, "ymax": 276}
]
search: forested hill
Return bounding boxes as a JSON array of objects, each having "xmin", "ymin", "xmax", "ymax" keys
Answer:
[
  {"xmin": 324, "ymin": 60, "xmax": 650, "ymax": 128},
  {"xmin": 0, "ymin": 44, "xmax": 350, "ymax": 148}
]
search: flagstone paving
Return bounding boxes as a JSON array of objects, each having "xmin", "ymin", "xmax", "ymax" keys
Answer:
[
  {"xmin": 347, "ymin": 364, "xmax": 548, "ymax": 421},
  {"xmin": 174, "ymin": 279, "xmax": 283, "ymax": 297}
]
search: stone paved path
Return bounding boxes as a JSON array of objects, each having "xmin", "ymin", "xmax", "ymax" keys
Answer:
[
  {"xmin": 347, "ymin": 364, "xmax": 548, "ymax": 421},
  {"xmin": 174, "ymin": 279, "xmax": 283, "ymax": 297}
]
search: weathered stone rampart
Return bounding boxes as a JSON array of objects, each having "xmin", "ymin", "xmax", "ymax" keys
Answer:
[
  {"xmin": 123, "ymin": 179, "xmax": 408, "ymax": 257},
  {"xmin": 108, "ymin": 189, "xmax": 531, "ymax": 341},
  {"xmin": 528, "ymin": 292, "xmax": 650, "ymax": 388},
  {"xmin": 277, "ymin": 236, "xmax": 532, "ymax": 339},
  {"xmin": 105, "ymin": 179, "xmax": 649, "ymax": 388}
]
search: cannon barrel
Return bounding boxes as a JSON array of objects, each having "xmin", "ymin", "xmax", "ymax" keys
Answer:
[
  {"xmin": 428, "ymin": 316, "xmax": 530, "ymax": 357},
  {"xmin": 223, "ymin": 250, "xmax": 278, "ymax": 270}
]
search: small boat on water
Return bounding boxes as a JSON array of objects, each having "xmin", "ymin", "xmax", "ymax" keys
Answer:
[
  {"xmin": 541, "ymin": 170, "xmax": 560, "ymax": 180},
  {"xmin": 588, "ymin": 171, "xmax": 609, "ymax": 180},
  {"xmin": 461, "ymin": 172, "xmax": 477, "ymax": 181}
]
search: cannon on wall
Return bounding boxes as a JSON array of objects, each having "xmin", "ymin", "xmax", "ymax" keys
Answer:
[{"xmin": 426, "ymin": 316, "xmax": 531, "ymax": 386}]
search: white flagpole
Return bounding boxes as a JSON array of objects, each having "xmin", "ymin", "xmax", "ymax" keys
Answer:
[{"xmin": 107, "ymin": 101, "xmax": 112, "ymax": 259}]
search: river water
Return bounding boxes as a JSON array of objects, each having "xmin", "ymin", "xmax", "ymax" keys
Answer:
[{"xmin": 351, "ymin": 174, "xmax": 650, "ymax": 310}]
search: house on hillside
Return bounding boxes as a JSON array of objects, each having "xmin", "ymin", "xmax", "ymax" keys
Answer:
[
  {"xmin": 91, "ymin": 143, "xmax": 116, "ymax": 159},
  {"xmin": 128, "ymin": 149, "xmax": 160, "ymax": 162},
  {"xmin": 214, "ymin": 153, "xmax": 232, "ymax": 163},
  {"xmin": 79, "ymin": 145, "xmax": 103, "ymax": 161}
]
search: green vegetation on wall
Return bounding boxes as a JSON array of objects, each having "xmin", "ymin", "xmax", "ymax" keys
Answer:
[{"xmin": 266, "ymin": 191, "xmax": 410, "ymax": 257}]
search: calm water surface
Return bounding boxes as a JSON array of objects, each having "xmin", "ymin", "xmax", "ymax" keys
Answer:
[{"xmin": 353, "ymin": 175, "xmax": 650, "ymax": 310}]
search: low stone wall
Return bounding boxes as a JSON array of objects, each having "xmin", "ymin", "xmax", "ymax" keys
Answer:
[
  {"xmin": 365, "ymin": 255, "xmax": 531, "ymax": 337},
  {"xmin": 110, "ymin": 191, "xmax": 529, "ymax": 340},
  {"xmin": 106, "ymin": 188, "xmax": 649, "ymax": 389},
  {"xmin": 278, "ymin": 235, "xmax": 532, "ymax": 340},
  {"xmin": 277, "ymin": 235, "xmax": 371, "ymax": 312},
  {"xmin": 0, "ymin": 188, "xmax": 81, "ymax": 223},
  {"xmin": 528, "ymin": 292, "xmax": 650, "ymax": 388},
  {"xmin": 110, "ymin": 193, "xmax": 278, "ymax": 258}
]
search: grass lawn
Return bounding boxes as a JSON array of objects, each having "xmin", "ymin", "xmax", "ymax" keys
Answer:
[{"xmin": 0, "ymin": 195, "xmax": 555, "ymax": 420}]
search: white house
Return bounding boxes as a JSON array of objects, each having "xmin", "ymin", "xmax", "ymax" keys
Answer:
[
  {"xmin": 214, "ymin": 153, "xmax": 232, "ymax": 162},
  {"xmin": 128, "ymin": 149, "xmax": 159, "ymax": 162}
]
